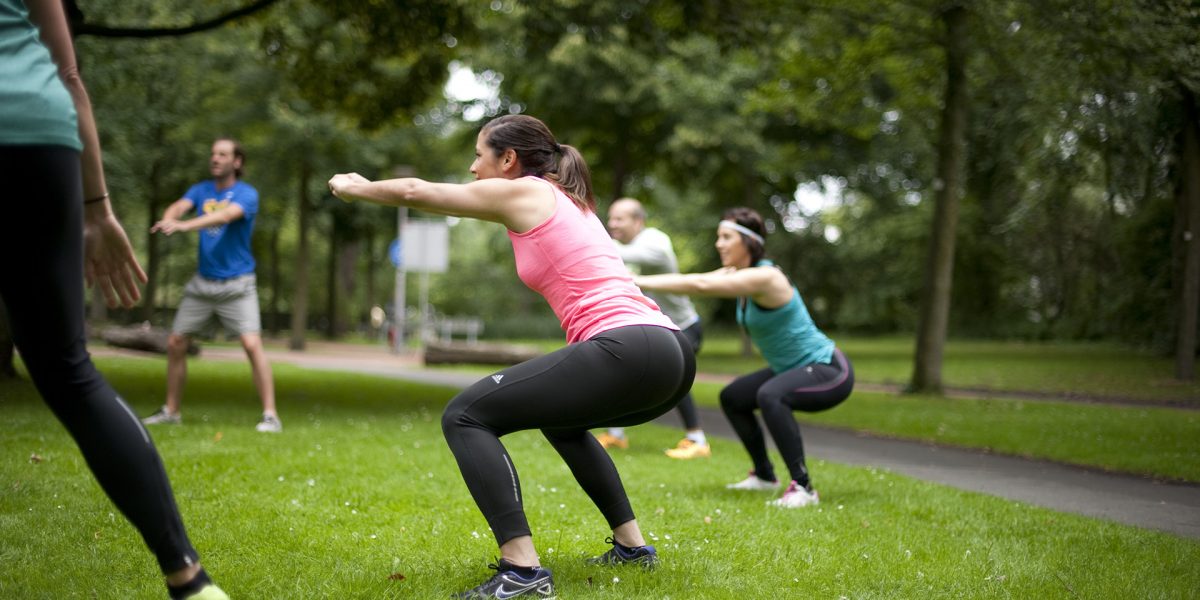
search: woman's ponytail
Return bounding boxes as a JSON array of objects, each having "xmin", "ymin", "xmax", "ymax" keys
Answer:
[{"xmin": 480, "ymin": 115, "xmax": 595, "ymax": 212}]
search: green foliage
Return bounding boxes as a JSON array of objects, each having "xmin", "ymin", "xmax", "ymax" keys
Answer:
[
  {"xmin": 260, "ymin": 0, "xmax": 476, "ymax": 130},
  {"xmin": 68, "ymin": 0, "xmax": 1200, "ymax": 351}
]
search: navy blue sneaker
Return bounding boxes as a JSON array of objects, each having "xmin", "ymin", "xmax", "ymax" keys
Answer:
[
  {"xmin": 452, "ymin": 558, "xmax": 556, "ymax": 599},
  {"xmin": 585, "ymin": 537, "xmax": 658, "ymax": 568}
]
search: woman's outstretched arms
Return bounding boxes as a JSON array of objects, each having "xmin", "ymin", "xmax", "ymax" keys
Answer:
[
  {"xmin": 636, "ymin": 266, "xmax": 793, "ymax": 307},
  {"xmin": 329, "ymin": 173, "xmax": 552, "ymax": 231}
]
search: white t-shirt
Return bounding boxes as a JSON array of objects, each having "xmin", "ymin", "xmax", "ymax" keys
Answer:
[{"xmin": 614, "ymin": 227, "xmax": 700, "ymax": 329}]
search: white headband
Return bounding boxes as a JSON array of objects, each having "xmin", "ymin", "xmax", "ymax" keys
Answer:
[{"xmin": 718, "ymin": 220, "xmax": 765, "ymax": 245}]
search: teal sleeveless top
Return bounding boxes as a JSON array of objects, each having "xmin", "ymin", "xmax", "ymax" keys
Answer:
[
  {"xmin": 736, "ymin": 260, "xmax": 835, "ymax": 373},
  {"xmin": 0, "ymin": 0, "xmax": 81, "ymax": 150}
]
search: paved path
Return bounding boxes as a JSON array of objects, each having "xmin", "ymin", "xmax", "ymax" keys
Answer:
[
  {"xmin": 94, "ymin": 343, "xmax": 1200, "ymax": 540},
  {"xmin": 660, "ymin": 409, "xmax": 1200, "ymax": 540}
]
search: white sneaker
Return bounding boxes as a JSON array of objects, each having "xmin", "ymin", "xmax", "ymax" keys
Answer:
[
  {"xmin": 770, "ymin": 480, "xmax": 820, "ymax": 508},
  {"xmin": 725, "ymin": 471, "xmax": 781, "ymax": 491},
  {"xmin": 255, "ymin": 414, "xmax": 282, "ymax": 433},
  {"xmin": 142, "ymin": 407, "xmax": 181, "ymax": 425}
]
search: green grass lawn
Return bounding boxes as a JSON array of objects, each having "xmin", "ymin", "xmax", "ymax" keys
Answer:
[
  {"xmin": 1, "ymin": 358, "xmax": 1197, "ymax": 598},
  {"xmin": 688, "ymin": 383, "xmax": 1200, "ymax": 482},
  {"xmin": 695, "ymin": 335, "xmax": 1200, "ymax": 405}
]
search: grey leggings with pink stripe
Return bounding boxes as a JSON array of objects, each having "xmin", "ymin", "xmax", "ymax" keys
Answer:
[{"xmin": 719, "ymin": 349, "xmax": 853, "ymax": 488}]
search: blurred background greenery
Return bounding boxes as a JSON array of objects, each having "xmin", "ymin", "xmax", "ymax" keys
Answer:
[{"xmin": 3, "ymin": 0, "xmax": 1197, "ymax": 392}]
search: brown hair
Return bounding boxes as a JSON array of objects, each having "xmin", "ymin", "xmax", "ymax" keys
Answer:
[
  {"xmin": 480, "ymin": 115, "xmax": 595, "ymax": 212},
  {"xmin": 722, "ymin": 206, "xmax": 768, "ymax": 265},
  {"xmin": 214, "ymin": 137, "xmax": 245, "ymax": 179}
]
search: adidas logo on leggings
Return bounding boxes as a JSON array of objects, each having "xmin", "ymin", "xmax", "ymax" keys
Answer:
[{"xmin": 491, "ymin": 374, "xmax": 504, "ymax": 384}]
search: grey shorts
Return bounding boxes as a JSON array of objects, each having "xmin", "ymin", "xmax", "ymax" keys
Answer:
[{"xmin": 172, "ymin": 273, "xmax": 262, "ymax": 336}]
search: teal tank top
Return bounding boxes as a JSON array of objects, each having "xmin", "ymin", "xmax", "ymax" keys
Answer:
[
  {"xmin": 0, "ymin": 0, "xmax": 81, "ymax": 150},
  {"xmin": 736, "ymin": 260, "xmax": 835, "ymax": 372}
]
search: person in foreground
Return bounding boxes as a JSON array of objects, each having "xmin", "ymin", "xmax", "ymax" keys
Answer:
[
  {"xmin": 329, "ymin": 114, "xmax": 695, "ymax": 599},
  {"xmin": 0, "ymin": 0, "xmax": 227, "ymax": 597},
  {"xmin": 635, "ymin": 207, "xmax": 854, "ymax": 509}
]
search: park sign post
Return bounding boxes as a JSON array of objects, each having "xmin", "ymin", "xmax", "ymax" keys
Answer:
[
  {"xmin": 391, "ymin": 217, "xmax": 449, "ymax": 351},
  {"xmin": 399, "ymin": 218, "xmax": 450, "ymax": 272}
]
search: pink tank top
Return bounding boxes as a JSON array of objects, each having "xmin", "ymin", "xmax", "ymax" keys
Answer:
[{"xmin": 509, "ymin": 178, "xmax": 677, "ymax": 343}]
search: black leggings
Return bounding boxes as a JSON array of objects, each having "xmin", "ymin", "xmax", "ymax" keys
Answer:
[
  {"xmin": 0, "ymin": 145, "xmax": 198, "ymax": 574},
  {"xmin": 719, "ymin": 349, "xmax": 853, "ymax": 487},
  {"xmin": 442, "ymin": 325, "xmax": 696, "ymax": 545},
  {"xmin": 673, "ymin": 321, "xmax": 703, "ymax": 429}
]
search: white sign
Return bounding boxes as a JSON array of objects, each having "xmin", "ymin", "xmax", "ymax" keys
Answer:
[{"xmin": 400, "ymin": 218, "xmax": 450, "ymax": 273}]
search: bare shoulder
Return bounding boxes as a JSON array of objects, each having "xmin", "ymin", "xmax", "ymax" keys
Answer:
[
  {"xmin": 744, "ymin": 265, "xmax": 793, "ymax": 307},
  {"xmin": 474, "ymin": 176, "xmax": 556, "ymax": 232}
]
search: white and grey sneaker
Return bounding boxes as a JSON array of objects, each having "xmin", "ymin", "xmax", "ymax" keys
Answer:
[
  {"xmin": 770, "ymin": 480, "xmax": 820, "ymax": 508},
  {"xmin": 142, "ymin": 407, "xmax": 181, "ymax": 425},
  {"xmin": 255, "ymin": 413, "xmax": 282, "ymax": 433},
  {"xmin": 726, "ymin": 471, "xmax": 781, "ymax": 491},
  {"xmin": 453, "ymin": 559, "xmax": 555, "ymax": 599}
]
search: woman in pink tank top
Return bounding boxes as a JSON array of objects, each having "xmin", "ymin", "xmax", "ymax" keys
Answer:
[{"xmin": 330, "ymin": 115, "xmax": 695, "ymax": 599}]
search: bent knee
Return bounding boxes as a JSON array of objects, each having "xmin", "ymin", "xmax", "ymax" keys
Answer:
[
  {"xmin": 756, "ymin": 391, "xmax": 787, "ymax": 411},
  {"xmin": 166, "ymin": 334, "xmax": 190, "ymax": 353},
  {"xmin": 441, "ymin": 403, "xmax": 464, "ymax": 434},
  {"xmin": 441, "ymin": 393, "xmax": 476, "ymax": 434},
  {"xmin": 718, "ymin": 387, "xmax": 739, "ymax": 409}
]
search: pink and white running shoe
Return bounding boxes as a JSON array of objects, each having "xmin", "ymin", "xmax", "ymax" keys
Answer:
[{"xmin": 770, "ymin": 480, "xmax": 820, "ymax": 508}]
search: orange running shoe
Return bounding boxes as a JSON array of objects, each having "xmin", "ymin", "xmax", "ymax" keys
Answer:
[
  {"xmin": 664, "ymin": 438, "xmax": 711, "ymax": 459},
  {"xmin": 596, "ymin": 432, "xmax": 629, "ymax": 449}
]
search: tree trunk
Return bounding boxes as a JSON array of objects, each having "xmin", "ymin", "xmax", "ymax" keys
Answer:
[
  {"xmin": 910, "ymin": 4, "xmax": 969, "ymax": 394},
  {"xmin": 289, "ymin": 160, "xmax": 311, "ymax": 351},
  {"xmin": 0, "ymin": 297, "xmax": 16, "ymax": 379},
  {"xmin": 1175, "ymin": 87, "xmax": 1200, "ymax": 380},
  {"xmin": 99, "ymin": 324, "xmax": 200, "ymax": 355},
  {"xmin": 267, "ymin": 222, "xmax": 281, "ymax": 335},
  {"xmin": 423, "ymin": 341, "xmax": 540, "ymax": 366},
  {"xmin": 338, "ymin": 239, "xmax": 360, "ymax": 334},
  {"xmin": 140, "ymin": 147, "xmax": 164, "ymax": 323},
  {"xmin": 364, "ymin": 227, "xmax": 377, "ymax": 315},
  {"xmin": 325, "ymin": 227, "xmax": 338, "ymax": 339}
]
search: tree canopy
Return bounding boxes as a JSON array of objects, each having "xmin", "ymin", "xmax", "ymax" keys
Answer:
[{"xmin": 5, "ymin": 0, "xmax": 1191, "ymax": 384}]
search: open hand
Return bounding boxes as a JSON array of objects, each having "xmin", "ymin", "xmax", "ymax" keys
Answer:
[
  {"xmin": 84, "ymin": 205, "xmax": 148, "ymax": 308},
  {"xmin": 149, "ymin": 218, "xmax": 188, "ymax": 235}
]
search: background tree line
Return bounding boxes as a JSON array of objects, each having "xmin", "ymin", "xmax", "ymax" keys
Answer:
[{"xmin": 0, "ymin": 0, "xmax": 1196, "ymax": 389}]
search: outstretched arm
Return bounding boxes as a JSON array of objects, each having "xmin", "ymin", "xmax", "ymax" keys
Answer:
[
  {"xmin": 151, "ymin": 202, "xmax": 243, "ymax": 235},
  {"xmin": 28, "ymin": 0, "xmax": 147, "ymax": 308},
  {"xmin": 636, "ymin": 266, "xmax": 793, "ymax": 307},
  {"xmin": 328, "ymin": 173, "xmax": 551, "ymax": 232}
]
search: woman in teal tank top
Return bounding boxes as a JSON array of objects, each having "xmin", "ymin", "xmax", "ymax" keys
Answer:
[
  {"xmin": 636, "ymin": 207, "xmax": 854, "ymax": 508},
  {"xmin": 1, "ymin": 1, "xmax": 225, "ymax": 597}
]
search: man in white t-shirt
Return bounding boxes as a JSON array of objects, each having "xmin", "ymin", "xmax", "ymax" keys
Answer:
[{"xmin": 603, "ymin": 197, "xmax": 710, "ymax": 459}]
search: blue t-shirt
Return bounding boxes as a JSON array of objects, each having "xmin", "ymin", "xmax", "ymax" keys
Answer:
[
  {"xmin": 736, "ymin": 260, "xmax": 835, "ymax": 373},
  {"xmin": 182, "ymin": 180, "xmax": 258, "ymax": 279}
]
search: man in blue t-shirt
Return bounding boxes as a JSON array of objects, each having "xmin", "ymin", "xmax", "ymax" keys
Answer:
[{"xmin": 143, "ymin": 138, "xmax": 280, "ymax": 433}]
